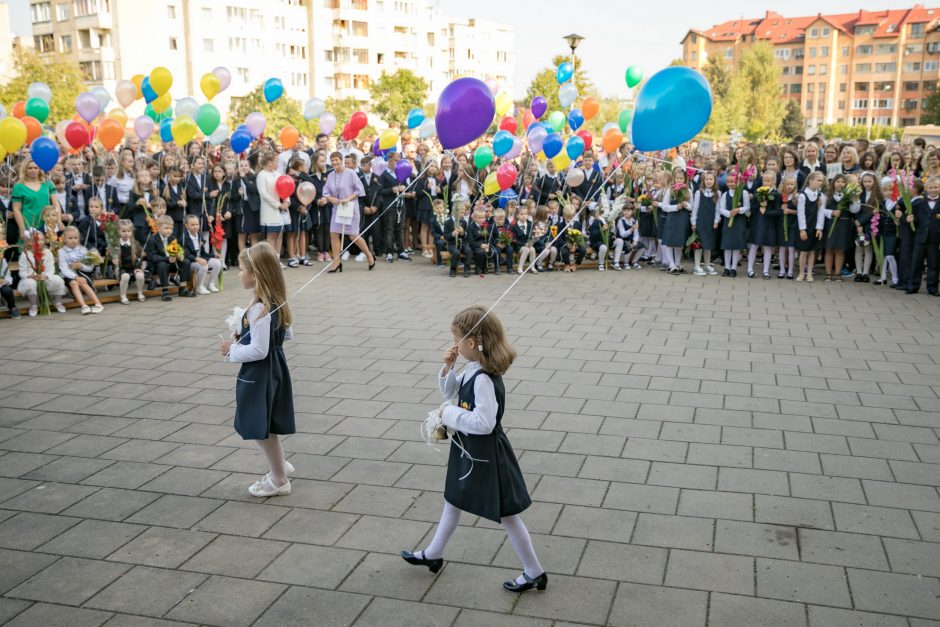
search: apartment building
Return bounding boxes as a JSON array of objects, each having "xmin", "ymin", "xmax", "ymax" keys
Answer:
[{"xmin": 681, "ymin": 6, "xmax": 940, "ymax": 130}]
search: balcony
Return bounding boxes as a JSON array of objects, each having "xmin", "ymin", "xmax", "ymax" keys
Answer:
[{"xmin": 74, "ymin": 11, "xmax": 112, "ymax": 30}]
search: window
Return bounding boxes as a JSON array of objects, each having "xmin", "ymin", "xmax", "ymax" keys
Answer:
[
  {"xmin": 822, "ymin": 27, "xmax": 830, "ymax": 36},
  {"xmin": 274, "ymin": 16, "xmax": 285, "ymax": 29},
  {"xmin": 794, "ymin": 48, "xmax": 804, "ymax": 59},
  {"xmin": 353, "ymin": 74, "xmax": 369, "ymax": 89},
  {"xmin": 806, "ymin": 100, "xmax": 813, "ymax": 111},
  {"xmin": 352, "ymin": 21, "xmax": 367, "ymax": 36},
  {"xmin": 31, "ymin": 2, "xmax": 50, "ymax": 22},
  {"xmin": 794, "ymin": 66, "xmax": 803, "ymax": 75},
  {"xmin": 167, "ymin": 4, "xmax": 175, "ymax": 18},
  {"xmin": 201, "ymin": 7, "xmax": 211, "ymax": 21},
  {"xmin": 907, "ymin": 43, "xmax": 924, "ymax": 54},
  {"xmin": 724, "ymin": 48, "xmax": 733, "ymax": 59},
  {"xmin": 229, "ymin": 37, "xmax": 246, "ymax": 53},
  {"xmin": 790, "ymin": 84, "xmax": 801, "ymax": 93},
  {"xmin": 875, "ymin": 81, "xmax": 894, "ymax": 91},
  {"xmin": 821, "ymin": 46, "xmax": 829, "ymax": 56},
  {"xmin": 856, "ymin": 45, "xmax": 872, "ymax": 55},
  {"xmin": 904, "ymin": 98, "xmax": 919, "ymax": 110},
  {"xmin": 376, "ymin": 52, "xmax": 383, "ymax": 63},
  {"xmin": 926, "ymin": 81, "xmax": 937, "ymax": 92},
  {"xmin": 73, "ymin": 0, "xmax": 101, "ymax": 17},
  {"xmin": 774, "ymin": 48, "xmax": 791, "ymax": 60},
  {"xmin": 203, "ymin": 38, "xmax": 213, "ymax": 52},
  {"xmin": 236, "ymin": 67, "xmax": 249, "ymax": 82},
  {"xmin": 904, "ymin": 81, "xmax": 920, "ymax": 91},
  {"xmin": 875, "ymin": 63, "xmax": 897, "ymax": 73},
  {"xmin": 808, "ymin": 65, "xmax": 816, "ymax": 75},
  {"xmin": 691, "ymin": 33, "xmax": 697, "ymax": 44},
  {"xmin": 852, "ymin": 99, "xmax": 869, "ymax": 109},
  {"xmin": 838, "ymin": 100, "xmax": 845, "ymax": 109},
  {"xmin": 819, "ymin": 83, "xmax": 826, "ymax": 93},
  {"xmin": 33, "ymin": 34, "xmax": 54, "ymax": 52},
  {"xmin": 855, "ymin": 25, "xmax": 875, "ymax": 36},
  {"xmin": 808, "ymin": 83, "xmax": 815, "ymax": 93},
  {"xmin": 910, "ymin": 23, "xmax": 925, "ymax": 38},
  {"xmin": 168, "ymin": 37, "xmax": 178, "ymax": 50},
  {"xmin": 905, "ymin": 62, "xmax": 922, "ymax": 72},
  {"xmin": 324, "ymin": 49, "xmax": 333, "ymax": 61},
  {"xmin": 782, "ymin": 66, "xmax": 790, "ymax": 76},
  {"xmin": 79, "ymin": 60, "xmax": 101, "ymax": 80},
  {"xmin": 855, "ymin": 81, "xmax": 870, "ymax": 91},
  {"xmin": 352, "ymin": 48, "xmax": 368, "ymax": 63},
  {"xmin": 901, "ymin": 117, "xmax": 916, "ymax": 126},
  {"xmin": 929, "ymin": 42, "xmax": 940, "ymax": 54},
  {"xmin": 856, "ymin": 63, "xmax": 872, "ymax": 73},
  {"xmin": 926, "ymin": 61, "xmax": 939, "ymax": 72},
  {"xmin": 873, "ymin": 116, "xmax": 890, "ymax": 125},
  {"xmin": 56, "ymin": 3, "xmax": 68, "ymax": 20},
  {"xmin": 820, "ymin": 64, "xmax": 827, "ymax": 75},
  {"xmin": 876, "ymin": 44, "xmax": 897, "ymax": 54},
  {"xmin": 852, "ymin": 116, "xmax": 868, "ymax": 126},
  {"xmin": 809, "ymin": 28, "xmax": 819, "ymax": 38},
  {"xmin": 60, "ymin": 34, "xmax": 72, "ymax": 52},
  {"xmin": 873, "ymin": 98, "xmax": 893, "ymax": 108},
  {"xmin": 809, "ymin": 47, "xmax": 817, "ymax": 58},
  {"xmin": 334, "ymin": 47, "xmax": 350, "ymax": 63},
  {"xmin": 840, "ymin": 83, "xmax": 847, "ymax": 92},
  {"xmin": 842, "ymin": 46, "xmax": 849, "ymax": 56},
  {"xmin": 840, "ymin": 64, "xmax": 848, "ymax": 75},
  {"xmin": 427, "ymin": 32, "xmax": 434, "ymax": 46}
]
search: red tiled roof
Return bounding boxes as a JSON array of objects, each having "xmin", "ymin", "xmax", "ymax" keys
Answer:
[{"xmin": 703, "ymin": 18, "xmax": 760, "ymax": 42}]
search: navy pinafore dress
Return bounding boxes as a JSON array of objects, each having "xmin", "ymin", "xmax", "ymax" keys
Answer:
[
  {"xmin": 234, "ymin": 309, "xmax": 296, "ymax": 440},
  {"xmin": 444, "ymin": 370, "xmax": 531, "ymax": 523}
]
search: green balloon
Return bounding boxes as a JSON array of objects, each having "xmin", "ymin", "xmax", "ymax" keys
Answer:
[
  {"xmin": 618, "ymin": 109, "xmax": 633, "ymax": 133},
  {"xmin": 196, "ymin": 103, "xmax": 220, "ymax": 135},
  {"xmin": 25, "ymin": 97, "xmax": 49, "ymax": 124},
  {"xmin": 474, "ymin": 145, "xmax": 494, "ymax": 170},
  {"xmin": 625, "ymin": 65, "xmax": 644, "ymax": 88},
  {"xmin": 548, "ymin": 111, "xmax": 565, "ymax": 132},
  {"xmin": 145, "ymin": 104, "xmax": 159, "ymax": 122}
]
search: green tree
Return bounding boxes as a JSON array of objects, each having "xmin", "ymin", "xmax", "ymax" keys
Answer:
[
  {"xmin": 0, "ymin": 48, "xmax": 85, "ymax": 123},
  {"xmin": 525, "ymin": 55, "xmax": 596, "ymax": 115},
  {"xmin": 668, "ymin": 58, "xmax": 686, "ymax": 67},
  {"xmin": 780, "ymin": 99, "xmax": 805, "ymax": 139},
  {"xmin": 702, "ymin": 54, "xmax": 731, "ymax": 101},
  {"xmin": 324, "ymin": 96, "xmax": 377, "ymax": 137},
  {"xmin": 704, "ymin": 42, "xmax": 784, "ymax": 141},
  {"xmin": 817, "ymin": 122, "xmax": 901, "ymax": 141},
  {"xmin": 921, "ymin": 90, "xmax": 940, "ymax": 125},
  {"xmin": 229, "ymin": 83, "xmax": 317, "ymax": 137},
  {"xmin": 584, "ymin": 97, "xmax": 624, "ymax": 136},
  {"xmin": 368, "ymin": 69, "xmax": 429, "ymax": 127}
]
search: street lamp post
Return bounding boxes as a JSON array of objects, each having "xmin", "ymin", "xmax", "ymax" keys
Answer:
[{"xmin": 563, "ymin": 33, "xmax": 584, "ymax": 102}]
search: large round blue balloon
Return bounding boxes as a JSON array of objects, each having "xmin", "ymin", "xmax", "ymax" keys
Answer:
[
  {"xmin": 30, "ymin": 137, "xmax": 59, "ymax": 172},
  {"xmin": 492, "ymin": 130, "xmax": 514, "ymax": 157},
  {"xmin": 436, "ymin": 78, "xmax": 495, "ymax": 150},
  {"xmin": 406, "ymin": 108, "xmax": 425, "ymax": 129},
  {"xmin": 159, "ymin": 118, "xmax": 174, "ymax": 143},
  {"xmin": 542, "ymin": 133, "xmax": 563, "ymax": 159},
  {"xmin": 498, "ymin": 188, "xmax": 518, "ymax": 209},
  {"xmin": 231, "ymin": 128, "xmax": 252, "ymax": 154},
  {"xmin": 567, "ymin": 109, "xmax": 584, "ymax": 131},
  {"xmin": 631, "ymin": 67, "xmax": 712, "ymax": 152},
  {"xmin": 141, "ymin": 77, "xmax": 158, "ymax": 104},
  {"xmin": 263, "ymin": 78, "xmax": 284, "ymax": 103},
  {"xmin": 565, "ymin": 135, "xmax": 585, "ymax": 160},
  {"xmin": 556, "ymin": 62, "xmax": 573, "ymax": 84}
]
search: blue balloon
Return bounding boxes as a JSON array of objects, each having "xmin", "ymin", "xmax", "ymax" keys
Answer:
[
  {"xmin": 492, "ymin": 130, "xmax": 514, "ymax": 157},
  {"xmin": 406, "ymin": 108, "xmax": 425, "ymax": 129},
  {"xmin": 30, "ymin": 137, "xmax": 59, "ymax": 172},
  {"xmin": 159, "ymin": 118, "xmax": 174, "ymax": 143},
  {"xmin": 632, "ymin": 66, "xmax": 712, "ymax": 152},
  {"xmin": 556, "ymin": 62, "xmax": 574, "ymax": 84},
  {"xmin": 141, "ymin": 77, "xmax": 158, "ymax": 104},
  {"xmin": 236, "ymin": 124, "xmax": 249, "ymax": 134},
  {"xmin": 566, "ymin": 135, "xmax": 585, "ymax": 160},
  {"xmin": 567, "ymin": 109, "xmax": 584, "ymax": 131},
  {"xmin": 263, "ymin": 78, "xmax": 284, "ymax": 103},
  {"xmin": 498, "ymin": 188, "xmax": 518, "ymax": 208},
  {"xmin": 231, "ymin": 129, "xmax": 252, "ymax": 154},
  {"xmin": 542, "ymin": 133, "xmax": 563, "ymax": 159}
]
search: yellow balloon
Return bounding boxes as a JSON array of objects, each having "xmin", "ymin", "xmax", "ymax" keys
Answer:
[
  {"xmin": 131, "ymin": 74, "xmax": 145, "ymax": 100},
  {"xmin": 552, "ymin": 153, "xmax": 571, "ymax": 171},
  {"xmin": 0, "ymin": 145, "xmax": 6, "ymax": 161},
  {"xmin": 483, "ymin": 171, "xmax": 499, "ymax": 196},
  {"xmin": 0, "ymin": 117, "xmax": 27, "ymax": 153},
  {"xmin": 495, "ymin": 92, "xmax": 513, "ymax": 117},
  {"xmin": 379, "ymin": 129, "xmax": 399, "ymax": 151},
  {"xmin": 149, "ymin": 66, "xmax": 173, "ymax": 95},
  {"xmin": 152, "ymin": 91, "xmax": 172, "ymax": 114},
  {"xmin": 201, "ymin": 73, "xmax": 221, "ymax": 101},
  {"xmin": 108, "ymin": 108, "xmax": 128, "ymax": 126},
  {"xmin": 171, "ymin": 115, "xmax": 198, "ymax": 145}
]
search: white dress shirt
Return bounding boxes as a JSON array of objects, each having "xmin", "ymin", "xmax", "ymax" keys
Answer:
[{"xmin": 438, "ymin": 361, "xmax": 498, "ymax": 435}]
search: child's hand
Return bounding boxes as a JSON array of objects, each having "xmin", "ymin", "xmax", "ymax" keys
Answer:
[
  {"xmin": 71, "ymin": 261, "xmax": 82, "ymax": 270},
  {"xmin": 907, "ymin": 214, "xmax": 914, "ymax": 223},
  {"xmin": 815, "ymin": 229, "xmax": 823, "ymax": 239},
  {"xmin": 443, "ymin": 345, "xmax": 458, "ymax": 370},
  {"xmin": 800, "ymin": 230, "xmax": 808, "ymax": 241},
  {"xmin": 832, "ymin": 209, "xmax": 841, "ymax": 218},
  {"xmin": 220, "ymin": 339, "xmax": 233, "ymax": 356}
]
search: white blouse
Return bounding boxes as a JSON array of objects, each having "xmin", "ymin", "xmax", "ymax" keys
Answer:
[
  {"xmin": 438, "ymin": 360, "xmax": 498, "ymax": 435},
  {"xmin": 225, "ymin": 302, "xmax": 294, "ymax": 364}
]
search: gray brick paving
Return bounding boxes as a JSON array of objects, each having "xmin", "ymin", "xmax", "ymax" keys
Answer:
[{"xmin": 1, "ymin": 264, "xmax": 939, "ymax": 625}]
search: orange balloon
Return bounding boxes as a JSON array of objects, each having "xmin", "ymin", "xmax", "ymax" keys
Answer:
[
  {"xmin": 22, "ymin": 116, "xmax": 42, "ymax": 145},
  {"xmin": 279, "ymin": 125, "xmax": 299, "ymax": 150},
  {"xmin": 12, "ymin": 101, "xmax": 26, "ymax": 119},
  {"xmin": 581, "ymin": 97, "xmax": 599, "ymax": 121},
  {"xmin": 602, "ymin": 128, "xmax": 624, "ymax": 154},
  {"xmin": 98, "ymin": 118, "xmax": 124, "ymax": 151},
  {"xmin": 131, "ymin": 74, "xmax": 145, "ymax": 100}
]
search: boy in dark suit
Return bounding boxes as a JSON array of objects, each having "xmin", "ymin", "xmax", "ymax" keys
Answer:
[
  {"xmin": 145, "ymin": 216, "xmax": 192, "ymax": 300},
  {"xmin": 907, "ymin": 178, "xmax": 940, "ymax": 295}
]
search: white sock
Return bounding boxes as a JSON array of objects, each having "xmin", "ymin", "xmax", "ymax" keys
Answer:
[
  {"xmin": 120, "ymin": 273, "xmax": 129, "ymax": 299},
  {"xmin": 502, "ymin": 514, "xmax": 543, "ymax": 583},
  {"xmin": 422, "ymin": 501, "xmax": 461, "ymax": 560},
  {"xmin": 661, "ymin": 246, "xmax": 674, "ymax": 268},
  {"xmin": 763, "ymin": 246, "xmax": 772, "ymax": 275},
  {"xmin": 747, "ymin": 245, "xmax": 758, "ymax": 273},
  {"xmin": 704, "ymin": 249, "xmax": 712, "ymax": 267}
]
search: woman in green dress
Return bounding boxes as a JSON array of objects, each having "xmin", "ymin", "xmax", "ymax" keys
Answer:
[{"xmin": 12, "ymin": 159, "xmax": 59, "ymax": 240}]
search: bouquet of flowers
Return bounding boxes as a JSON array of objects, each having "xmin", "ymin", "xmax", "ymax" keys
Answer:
[
  {"xmin": 754, "ymin": 186, "xmax": 774, "ymax": 208},
  {"xmin": 566, "ymin": 228, "xmax": 585, "ymax": 248},
  {"xmin": 727, "ymin": 163, "xmax": 757, "ymax": 227},
  {"xmin": 27, "ymin": 231, "xmax": 51, "ymax": 316},
  {"xmin": 781, "ymin": 193, "xmax": 790, "ymax": 236},
  {"xmin": 550, "ymin": 224, "xmax": 559, "ymax": 241},
  {"xmin": 684, "ymin": 232, "xmax": 702, "ymax": 256},
  {"xmin": 637, "ymin": 194, "xmax": 656, "ymax": 225},
  {"xmin": 671, "ymin": 182, "xmax": 690, "ymax": 207},
  {"xmin": 225, "ymin": 306, "xmax": 246, "ymax": 338},
  {"xmin": 81, "ymin": 249, "xmax": 103, "ymax": 267},
  {"xmin": 145, "ymin": 210, "xmax": 158, "ymax": 235},
  {"xmin": 871, "ymin": 210, "xmax": 885, "ymax": 270},
  {"xmin": 598, "ymin": 219, "xmax": 610, "ymax": 250},
  {"xmin": 890, "ymin": 169, "xmax": 916, "ymax": 233},
  {"xmin": 497, "ymin": 227, "xmax": 514, "ymax": 248},
  {"xmin": 101, "ymin": 212, "xmax": 121, "ymax": 264},
  {"xmin": 165, "ymin": 240, "xmax": 184, "ymax": 261},
  {"xmin": 828, "ymin": 182, "xmax": 861, "ymax": 238}
]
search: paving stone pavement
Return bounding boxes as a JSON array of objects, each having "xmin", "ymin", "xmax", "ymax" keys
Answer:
[{"xmin": 1, "ymin": 263, "xmax": 940, "ymax": 626}]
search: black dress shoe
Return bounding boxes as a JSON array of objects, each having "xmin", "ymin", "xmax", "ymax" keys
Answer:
[
  {"xmin": 503, "ymin": 571, "xmax": 548, "ymax": 593},
  {"xmin": 449, "ymin": 268, "xmax": 456, "ymax": 277},
  {"xmin": 327, "ymin": 262, "xmax": 343, "ymax": 273},
  {"xmin": 400, "ymin": 550, "xmax": 443, "ymax": 574}
]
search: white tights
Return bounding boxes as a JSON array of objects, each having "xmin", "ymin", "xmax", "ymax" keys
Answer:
[
  {"xmin": 881, "ymin": 255, "xmax": 899, "ymax": 284},
  {"xmin": 779, "ymin": 247, "xmax": 796, "ymax": 277},
  {"xmin": 119, "ymin": 271, "xmax": 145, "ymax": 299},
  {"xmin": 747, "ymin": 244, "xmax": 773, "ymax": 275},
  {"xmin": 421, "ymin": 500, "xmax": 543, "ymax": 582},
  {"xmin": 640, "ymin": 237, "xmax": 657, "ymax": 258},
  {"xmin": 693, "ymin": 248, "xmax": 712, "ymax": 269},
  {"xmin": 724, "ymin": 249, "xmax": 742, "ymax": 269},
  {"xmin": 536, "ymin": 246, "xmax": 557, "ymax": 268},
  {"xmin": 855, "ymin": 245, "xmax": 873, "ymax": 276},
  {"xmin": 517, "ymin": 246, "xmax": 536, "ymax": 272}
]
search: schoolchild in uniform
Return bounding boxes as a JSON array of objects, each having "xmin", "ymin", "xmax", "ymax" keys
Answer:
[
  {"xmin": 718, "ymin": 173, "xmax": 751, "ymax": 277},
  {"xmin": 747, "ymin": 170, "xmax": 781, "ymax": 279},
  {"xmin": 659, "ymin": 169, "xmax": 692, "ymax": 275},
  {"xmin": 691, "ymin": 171, "xmax": 719, "ymax": 276},
  {"xmin": 114, "ymin": 219, "xmax": 146, "ymax": 304},
  {"xmin": 853, "ymin": 171, "xmax": 881, "ymax": 283},
  {"xmin": 796, "ymin": 172, "xmax": 826, "ymax": 282},
  {"xmin": 875, "ymin": 177, "xmax": 900, "ymax": 287}
]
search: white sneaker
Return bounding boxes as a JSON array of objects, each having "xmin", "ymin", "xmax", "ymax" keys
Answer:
[
  {"xmin": 81, "ymin": 305, "xmax": 91, "ymax": 315},
  {"xmin": 598, "ymin": 265, "xmax": 605, "ymax": 271},
  {"xmin": 28, "ymin": 306, "xmax": 38, "ymax": 317},
  {"xmin": 248, "ymin": 476, "xmax": 291, "ymax": 497},
  {"xmin": 208, "ymin": 283, "xmax": 220, "ymax": 293},
  {"xmin": 121, "ymin": 297, "xmax": 130, "ymax": 304},
  {"xmin": 705, "ymin": 265, "xmax": 718, "ymax": 275},
  {"xmin": 197, "ymin": 286, "xmax": 211, "ymax": 295},
  {"xmin": 341, "ymin": 251, "xmax": 350, "ymax": 261},
  {"xmin": 612, "ymin": 264, "xmax": 622, "ymax": 271},
  {"xmin": 355, "ymin": 252, "xmax": 366, "ymax": 263},
  {"xmin": 91, "ymin": 304, "xmax": 104, "ymax": 314},
  {"xmin": 693, "ymin": 267, "xmax": 706, "ymax": 276},
  {"xmin": 55, "ymin": 303, "xmax": 67, "ymax": 313},
  {"xmin": 138, "ymin": 293, "xmax": 146, "ymax": 302}
]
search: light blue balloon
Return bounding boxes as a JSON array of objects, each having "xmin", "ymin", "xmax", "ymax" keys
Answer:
[
  {"xmin": 407, "ymin": 108, "xmax": 425, "ymax": 129},
  {"xmin": 263, "ymin": 78, "xmax": 284, "ymax": 103},
  {"xmin": 567, "ymin": 109, "xmax": 584, "ymax": 131},
  {"xmin": 492, "ymin": 130, "xmax": 514, "ymax": 157},
  {"xmin": 565, "ymin": 135, "xmax": 585, "ymax": 160},
  {"xmin": 141, "ymin": 77, "xmax": 158, "ymax": 104},
  {"xmin": 632, "ymin": 66, "xmax": 712, "ymax": 152},
  {"xmin": 542, "ymin": 133, "xmax": 563, "ymax": 159},
  {"xmin": 556, "ymin": 62, "xmax": 573, "ymax": 84},
  {"xmin": 159, "ymin": 118, "xmax": 174, "ymax": 143}
]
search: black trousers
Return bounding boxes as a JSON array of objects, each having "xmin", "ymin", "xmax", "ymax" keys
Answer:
[
  {"xmin": 926, "ymin": 239, "xmax": 940, "ymax": 294},
  {"xmin": 1, "ymin": 284, "xmax": 15, "ymax": 310},
  {"xmin": 560, "ymin": 245, "xmax": 586, "ymax": 265},
  {"xmin": 448, "ymin": 244, "xmax": 471, "ymax": 271},
  {"xmin": 898, "ymin": 228, "xmax": 914, "ymax": 289},
  {"xmin": 381, "ymin": 204, "xmax": 404, "ymax": 255},
  {"xmin": 492, "ymin": 244, "xmax": 514, "ymax": 272},
  {"xmin": 469, "ymin": 246, "xmax": 486, "ymax": 274},
  {"xmin": 152, "ymin": 260, "xmax": 191, "ymax": 289}
]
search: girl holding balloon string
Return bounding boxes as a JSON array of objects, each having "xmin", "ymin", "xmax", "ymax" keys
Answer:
[{"xmin": 286, "ymin": 156, "xmax": 315, "ymax": 268}]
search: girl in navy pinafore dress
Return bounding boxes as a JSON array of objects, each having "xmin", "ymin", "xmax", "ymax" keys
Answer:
[
  {"xmin": 222, "ymin": 242, "xmax": 296, "ymax": 498},
  {"xmin": 401, "ymin": 306, "xmax": 547, "ymax": 594}
]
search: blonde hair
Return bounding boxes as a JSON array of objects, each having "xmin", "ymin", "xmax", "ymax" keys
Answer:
[
  {"xmin": 156, "ymin": 215, "xmax": 174, "ymax": 228},
  {"xmin": 562, "ymin": 205, "xmax": 576, "ymax": 219},
  {"xmin": 63, "ymin": 225, "xmax": 80, "ymax": 238},
  {"xmin": 451, "ymin": 305, "xmax": 515, "ymax": 376},
  {"xmin": 18, "ymin": 159, "xmax": 46, "ymax": 183},
  {"xmin": 238, "ymin": 242, "xmax": 293, "ymax": 328}
]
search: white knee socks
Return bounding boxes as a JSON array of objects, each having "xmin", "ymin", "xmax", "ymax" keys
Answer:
[{"xmin": 661, "ymin": 246, "xmax": 674, "ymax": 269}]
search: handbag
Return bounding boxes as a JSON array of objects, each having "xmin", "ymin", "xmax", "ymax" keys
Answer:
[{"xmin": 334, "ymin": 171, "xmax": 356, "ymax": 225}]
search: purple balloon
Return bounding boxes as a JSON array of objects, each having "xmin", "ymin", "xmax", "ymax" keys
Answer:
[
  {"xmin": 394, "ymin": 159, "xmax": 413, "ymax": 183},
  {"xmin": 75, "ymin": 92, "xmax": 100, "ymax": 123},
  {"xmin": 505, "ymin": 137, "xmax": 523, "ymax": 160},
  {"xmin": 134, "ymin": 115, "xmax": 155, "ymax": 142},
  {"xmin": 530, "ymin": 96, "xmax": 547, "ymax": 119},
  {"xmin": 245, "ymin": 112, "xmax": 266, "ymax": 139},
  {"xmin": 527, "ymin": 126, "xmax": 547, "ymax": 154},
  {"xmin": 435, "ymin": 77, "xmax": 495, "ymax": 150}
]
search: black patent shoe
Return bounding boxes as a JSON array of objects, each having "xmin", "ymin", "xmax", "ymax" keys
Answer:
[
  {"xmin": 503, "ymin": 571, "xmax": 548, "ymax": 593},
  {"xmin": 400, "ymin": 550, "xmax": 443, "ymax": 574}
]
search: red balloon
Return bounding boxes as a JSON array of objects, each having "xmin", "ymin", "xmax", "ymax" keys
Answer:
[
  {"xmin": 350, "ymin": 111, "xmax": 368, "ymax": 132},
  {"xmin": 496, "ymin": 162, "xmax": 517, "ymax": 191},
  {"xmin": 275, "ymin": 174, "xmax": 296, "ymax": 199},
  {"xmin": 577, "ymin": 130, "xmax": 593, "ymax": 151},
  {"xmin": 65, "ymin": 121, "xmax": 89, "ymax": 149},
  {"xmin": 498, "ymin": 116, "xmax": 518, "ymax": 135},
  {"xmin": 522, "ymin": 109, "xmax": 536, "ymax": 130}
]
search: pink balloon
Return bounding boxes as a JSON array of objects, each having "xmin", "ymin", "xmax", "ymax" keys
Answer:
[
  {"xmin": 319, "ymin": 112, "xmax": 337, "ymax": 135},
  {"xmin": 246, "ymin": 111, "xmax": 266, "ymax": 138},
  {"xmin": 505, "ymin": 137, "xmax": 523, "ymax": 160},
  {"xmin": 296, "ymin": 181, "xmax": 316, "ymax": 205},
  {"xmin": 212, "ymin": 66, "xmax": 232, "ymax": 92},
  {"xmin": 134, "ymin": 115, "xmax": 154, "ymax": 141},
  {"xmin": 527, "ymin": 126, "xmax": 547, "ymax": 154},
  {"xmin": 371, "ymin": 157, "xmax": 388, "ymax": 177}
]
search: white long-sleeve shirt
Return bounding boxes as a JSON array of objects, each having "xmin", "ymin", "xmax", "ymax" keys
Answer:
[
  {"xmin": 616, "ymin": 216, "xmax": 639, "ymax": 243},
  {"xmin": 18, "ymin": 249, "xmax": 56, "ymax": 280},
  {"xmin": 691, "ymin": 189, "xmax": 715, "ymax": 227},
  {"xmin": 57, "ymin": 245, "xmax": 93, "ymax": 280},
  {"xmin": 225, "ymin": 302, "xmax": 293, "ymax": 363},
  {"xmin": 256, "ymin": 169, "xmax": 282, "ymax": 228},
  {"xmin": 797, "ymin": 189, "xmax": 827, "ymax": 230},
  {"xmin": 717, "ymin": 190, "xmax": 750, "ymax": 224},
  {"xmin": 821, "ymin": 192, "xmax": 861, "ymax": 219},
  {"xmin": 438, "ymin": 361, "xmax": 498, "ymax": 436}
]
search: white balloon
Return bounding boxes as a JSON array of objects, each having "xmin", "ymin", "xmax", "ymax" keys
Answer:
[
  {"xmin": 175, "ymin": 97, "xmax": 199, "ymax": 119},
  {"xmin": 559, "ymin": 83, "xmax": 579, "ymax": 108},
  {"xmin": 55, "ymin": 120, "xmax": 70, "ymax": 146},
  {"xmin": 209, "ymin": 124, "xmax": 230, "ymax": 146},
  {"xmin": 418, "ymin": 118, "xmax": 436, "ymax": 139},
  {"xmin": 27, "ymin": 82, "xmax": 52, "ymax": 104},
  {"xmin": 91, "ymin": 86, "xmax": 111, "ymax": 111},
  {"xmin": 304, "ymin": 98, "xmax": 325, "ymax": 120},
  {"xmin": 0, "ymin": 104, "xmax": 6, "ymax": 119},
  {"xmin": 602, "ymin": 122, "xmax": 618, "ymax": 136}
]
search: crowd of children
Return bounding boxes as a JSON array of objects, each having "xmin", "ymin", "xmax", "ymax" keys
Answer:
[{"xmin": 3, "ymin": 130, "xmax": 940, "ymax": 319}]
